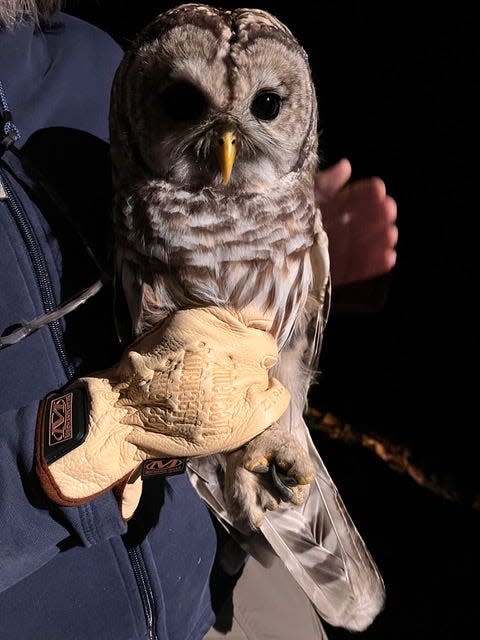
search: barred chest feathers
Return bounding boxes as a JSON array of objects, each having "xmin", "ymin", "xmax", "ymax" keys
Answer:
[{"xmin": 116, "ymin": 172, "xmax": 317, "ymax": 348}]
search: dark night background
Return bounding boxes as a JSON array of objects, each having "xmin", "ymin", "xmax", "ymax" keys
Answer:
[{"xmin": 64, "ymin": 2, "xmax": 479, "ymax": 638}]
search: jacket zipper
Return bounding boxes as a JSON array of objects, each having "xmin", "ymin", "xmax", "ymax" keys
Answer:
[
  {"xmin": 128, "ymin": 546, "xmax": 158, "ymax": 640},
  {"xmin": 0, "ymin": 167, "xmax": 74, "ymax": 378},
  {"xmin": 2, "ymin": 167, "xmax": 159, "ymax": 637}
]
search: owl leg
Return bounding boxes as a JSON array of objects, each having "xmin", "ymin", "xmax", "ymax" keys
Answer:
[
  {"xmin": 242, "ymin": 421, "xmax": 314, "ymax": 486},
  {"xmin": 223, "ymin": 332, "xmax": 315, "ymax": 532},
  {"xmin": 224, "ymin": 373, "xmax": 314, "ymax": 530},
  {"xmin": 224, "ymin": 422, "xmax": 314, "ymax": 532}
]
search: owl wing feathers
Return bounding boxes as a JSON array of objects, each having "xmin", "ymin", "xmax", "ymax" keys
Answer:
[
  {"xmin": 188, "ymin": 209, "xmax": 385, "ymax": 633},
  {"xmin": 304, "ymin": 206, "xmax": 331, "ymax": 377},
  {"xmin": 188, "ymin": 435, "xmax": 385, "ymax": 632},
  {"xmin": 259, "ymin": 424, "xmax": 387, "ymax": 632}
]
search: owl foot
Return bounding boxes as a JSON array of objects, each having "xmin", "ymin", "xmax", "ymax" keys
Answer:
[{"xmin": 224, "ymin": 423, "xmax": 314, "ymax": 533}]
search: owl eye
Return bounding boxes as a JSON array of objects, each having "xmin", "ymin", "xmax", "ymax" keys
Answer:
[
  {"xmin": 250, "ymin": 91, "xmax": 282, "ymax": 121},
  {"xmin": 159, "ymin": 81, "xmax": 207, "ymax": 121}
]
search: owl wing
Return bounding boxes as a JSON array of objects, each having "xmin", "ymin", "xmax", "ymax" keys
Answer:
[
  {"xmin": 260, "ymin": 209, "xmax": 385, "ymax": 631},
  {"xmin": 187, "ymin": 207, "xmax": 385, "ymax": 633},
  {"xmin": 256, "ymin": 422, "xmax": 386, "ymax": 631},
  {"xmin": 188, "ymin": 431, "xmax": 385, "ymax": 632},
  {"xmin": 304, "ymin": 206, "xmax": 332, "ymax": 376}
]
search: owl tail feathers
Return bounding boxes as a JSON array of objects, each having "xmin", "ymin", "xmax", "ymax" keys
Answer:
[
  {"xmin": 187, "ymin": 418, "xmax": 386, "ymax": 632},
  {"xmin": 260, "ymin": 504, "xmax": 386, "ymax": 632},
  {"xmin": 258, "ymin": 421, "xmax": 386, "ymax": 631}
]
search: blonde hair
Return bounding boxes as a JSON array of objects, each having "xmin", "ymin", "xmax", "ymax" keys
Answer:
[{"xmin": 0, "ymin": 0, "xmax": 63, "ymax": 30}]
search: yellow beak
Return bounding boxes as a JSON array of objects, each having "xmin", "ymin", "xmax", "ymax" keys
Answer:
[{"xmin": 217, "ymin": 131, "xmax": 237, "ymax": 184}]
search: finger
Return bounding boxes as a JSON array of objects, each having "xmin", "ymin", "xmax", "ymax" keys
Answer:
[
  {"xmin": 329, "ymin": 213, "xmax": 398, "ymax": 285},
  {"xmin": 384, "ymin": 194, "xmax": 398, "ymax": 223},
  {"xmin": 337, "ymin": 212, "xmax": 398, "ymax": 253},
  {"xmin": 340, "ymin": 178, "xmax": 388, "ymax": 218},
  {"xmin": 349, "ymin": 182, "xmax": 397, "ymax": 226},
  {"xmin": 325, "ymin": 189, "xmax": 397, "ymax": 241},
  {"xmin": 315, "ymin": 158, "xmax": 352, "ymax": 204},
  {"xmin": 336, "ymin": 243, "xmax": 397, "ymax": 283},
  {"xmin": 321, "ymin": 178, "xmax": 386, "ymax": 235}
]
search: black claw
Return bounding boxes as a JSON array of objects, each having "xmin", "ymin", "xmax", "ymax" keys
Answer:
[{"xmin": 270, "ymin": 463, "xmax": 297, "ymax": 501}]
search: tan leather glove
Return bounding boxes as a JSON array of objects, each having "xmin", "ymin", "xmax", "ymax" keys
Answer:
[{"xmin": 35, "ymin": 306, "xmax": 290, "ymax": 519}]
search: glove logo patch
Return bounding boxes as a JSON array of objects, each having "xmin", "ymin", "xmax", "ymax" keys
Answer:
[
  {"xmin": 48, "ymin": 392, "xmax": 73, "ymax": 446},
  {"xmin": 41, "ymin": 386, "xmax": 90, "ymax": 464},
  {"xmin": 141, "ymin": 457, "xmax": 187, "ymax": 479}
]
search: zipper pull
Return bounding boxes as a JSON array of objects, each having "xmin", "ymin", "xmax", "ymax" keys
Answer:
[{"xmin": 0, "ymin": 172, "xmax": 7, "ymax": 200}]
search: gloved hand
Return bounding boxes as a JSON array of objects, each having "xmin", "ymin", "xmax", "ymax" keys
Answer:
[{"xmin": 35, "ymin": 306, "xmax": 290, "ymax": 519}]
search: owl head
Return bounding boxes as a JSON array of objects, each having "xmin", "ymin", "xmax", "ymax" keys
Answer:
[{"xmin": 110, "ymin": 3, "xmax": 318, "ymax": 194}]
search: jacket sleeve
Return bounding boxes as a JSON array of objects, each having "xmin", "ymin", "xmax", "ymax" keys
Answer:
[{"xmin": 0, "ymin": 400, "xmax": 127, "ymax": 593}]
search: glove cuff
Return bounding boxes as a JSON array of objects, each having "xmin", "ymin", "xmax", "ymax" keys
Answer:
[
  {"xmin": 35, "ymin": 378, "xmax": 189, "ymax": 509},
  {"xmin": 35, "ymin": 384, "xmax": 98, "ymax": 506},
  {"xmin": 35, "ymin": 377, "xmax": 133, "ymax": 506}
]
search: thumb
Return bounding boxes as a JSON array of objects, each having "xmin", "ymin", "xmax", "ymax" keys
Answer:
[
  {"xmin": 119, "ymin": 470, "xmax": 144, "ymax": 520},
  {"xmin": 245, "ymin": 378, "xmax": 291, "ymax": 441},
  {"xmin": 315, "ymin": 158, "xmax": 352, "ymax": 205}
]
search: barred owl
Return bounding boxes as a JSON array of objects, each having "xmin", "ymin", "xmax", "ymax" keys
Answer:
[{"xmin": 109, "ymin": 3, "xmax": 384, "ymax": 631}]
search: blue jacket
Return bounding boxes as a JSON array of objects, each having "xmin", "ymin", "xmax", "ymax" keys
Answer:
[{"xmin": 0, "ymin": 13, "xmax": 218, "ymax": 640}]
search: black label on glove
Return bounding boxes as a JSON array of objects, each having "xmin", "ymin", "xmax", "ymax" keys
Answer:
[
  {"xmin": 43, "ymin": 387, "xmax": 89, "ymax": 464},
  {"xmin": 141, "ymin": 457, "xmax": 187, "ymax": 479}
]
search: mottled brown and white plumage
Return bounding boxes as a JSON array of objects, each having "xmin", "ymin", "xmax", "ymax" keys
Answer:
[
  {"xmin": 109, "ymin": 4, "xmax": 385, "ymax": 632},
  {"xmin": 110, "ymin": 2, "xmax": 325, "ymax": 352},
  {"xmin": 110, "ymin": 1, "xmax": 329, "ymax": 523}
]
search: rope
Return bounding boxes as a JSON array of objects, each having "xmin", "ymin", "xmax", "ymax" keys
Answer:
[{"xmin": 0, "ymin": 79, "xmax": 20, "ymax": 151}]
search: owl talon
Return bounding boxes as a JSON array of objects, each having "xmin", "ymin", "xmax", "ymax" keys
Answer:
[
  {"xmin": 245, "ymin": 456, "xmax": 270, "ymax": 473},
  {"xmin": 270, "ymin": 462, "xmax": 296, "ymax": 501},
  {"xmin": 249, "ymin": 463, "xmax": 269, "ymax": 473}
]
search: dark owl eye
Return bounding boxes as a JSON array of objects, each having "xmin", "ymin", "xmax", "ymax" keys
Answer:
[
  {"xmin": 250, "ymin": 91, "xmax": 282, "ymax": 121},
  {"xmin": 159, "ymin": 81, "xmax": 207, "ymax": 121}
]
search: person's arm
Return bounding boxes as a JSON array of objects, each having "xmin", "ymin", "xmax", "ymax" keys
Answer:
[{"xmin": 0, "ymin": 401, "xmax": 127, "ymax": 593}]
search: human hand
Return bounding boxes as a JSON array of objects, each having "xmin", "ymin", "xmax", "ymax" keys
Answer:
[{"xmin": 315, "ymin": 158, "xmax": 398, "ymax": 288}]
